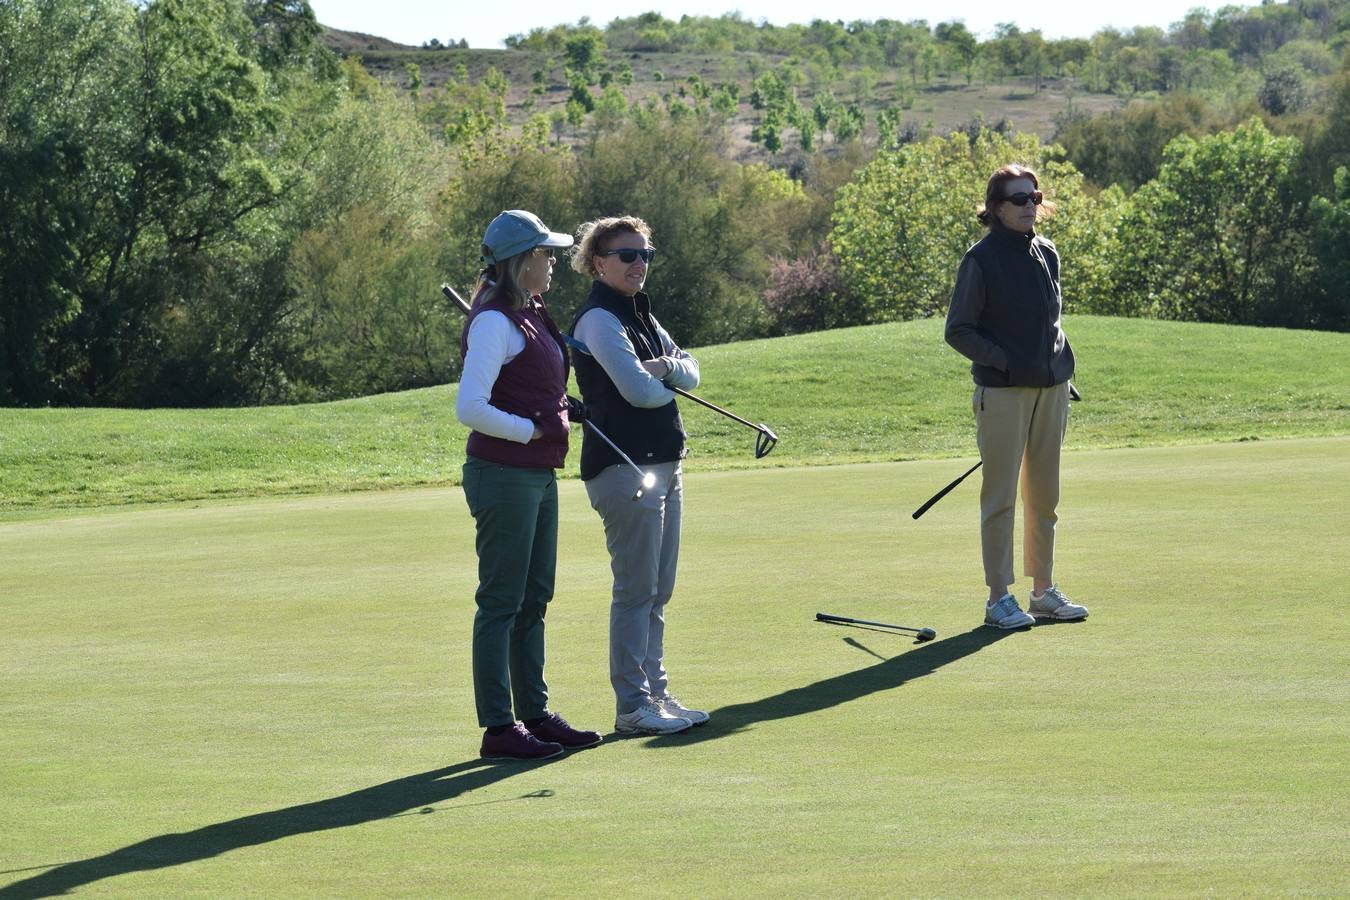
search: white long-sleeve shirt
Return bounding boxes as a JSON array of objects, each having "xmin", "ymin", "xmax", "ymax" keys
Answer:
[{"xmin": 455, "ymin": 310, "xmax": 559, "ymax": 443}]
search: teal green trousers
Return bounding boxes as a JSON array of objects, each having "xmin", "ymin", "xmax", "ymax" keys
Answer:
[{"xmin": 462, "ymin": 456, "xmax": 558, "ymax": 727}]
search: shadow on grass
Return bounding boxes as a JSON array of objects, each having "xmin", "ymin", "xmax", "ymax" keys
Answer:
[
  {"xmin": 0, "ymin": 760, "xmax": 557, "ymax": 898},
  {"xmin": 1, "ymin": 628, "xmax": 1017, "ymax": 895},
  {"xmin": 642, "ymin": 626, "xmax": 1014, "ymax": 749}
]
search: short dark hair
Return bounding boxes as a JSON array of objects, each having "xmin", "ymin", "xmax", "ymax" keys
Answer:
[{"xmin": 976, "ymin": 164, "xmax": 1056, "ymax": 227}]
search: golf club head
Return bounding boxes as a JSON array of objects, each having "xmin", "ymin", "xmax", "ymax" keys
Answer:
[
  {"xmin": 631, "ymin": 471, "xmax": 658, "ymax": 501},
  {"xmin": 754, "ymin": 426, "xmax": 778, "ymax": 459},
  {"xmin": 916, "ymin": 628, "xmax": 937, "ymax": 642}
]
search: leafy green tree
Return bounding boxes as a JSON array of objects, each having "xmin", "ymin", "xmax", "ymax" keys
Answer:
[
  {"xmin": 570, "ymin": 113, "xmax": 806, "ymax": 343},
  {"xmin": 1055, "ymin": 92, "xmax": 1222, "ymax": 190},
  {"xmin": 0, "ymin": 0, "xmax": 135, "ymax": 403},
  {"xmin": 1, "ymin": 0, "xmax": 342, "ymax": 405},
  {"xmin": 935, "ymin": 21, "xmax": 978, "ymax": 85},
  {"xmin": 1114, "ymin": 119, "xmax": 1317, "ymax": 326},
  {"xmin": 1307, "ymin": 167, "xmax": 1350, "ymax": 330}
]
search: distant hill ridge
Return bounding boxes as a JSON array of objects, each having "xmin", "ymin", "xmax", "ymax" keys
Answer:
[{"xmin": 321, "ymin": 26, "xmax": 419, "ymax": 54}]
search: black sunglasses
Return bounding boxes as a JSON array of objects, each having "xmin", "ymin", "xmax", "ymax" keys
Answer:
[
  {"xmin": 600, "ymin": 247, "xmax": 656, "ymax": 264},
  {"xmin": 1004, "ymin": 190, "xmax": 1044, "ymax": 207}
]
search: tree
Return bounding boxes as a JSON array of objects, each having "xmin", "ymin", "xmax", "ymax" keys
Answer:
[
  {"xmin": 1114, "ymin": 119, "xmax": 1317, "ymax": 326},
  {"xmin": 935, "ymin": 21, "xmax": 978, "ymax": 85},
  {"xmin": 1305, "ymin": 167, "xmax": 1350, "ymax": 330}
]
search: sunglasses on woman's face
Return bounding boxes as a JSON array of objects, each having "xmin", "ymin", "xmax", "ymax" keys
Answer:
[
  {"xmin": 1004, "ymin": 190, "xmax": 1044, "ymax": 207},
  {"xmin": 600, "ymin": 247, "xmax": 656, "ymax": 264}
]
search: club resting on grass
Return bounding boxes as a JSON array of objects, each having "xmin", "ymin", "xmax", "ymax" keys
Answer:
[{"xmin": 816, "ymin": 612, "xmax": 936, "ymax": 642}]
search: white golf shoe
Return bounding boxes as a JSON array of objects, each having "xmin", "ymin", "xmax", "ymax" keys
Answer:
[
  {"xmin": 984, "ymin": 593, "xmax": 1035, "ymax": 629},
  {"xmin": 1028, "ymin": 585, "xmax": 1089, "ymax": 621},
  {"xmin": 615, "ymin": 700, "xmax": 693, "ymax": 735},
  {"xmin": 654, "ymin": 694, "xmax": 709, "ymax": 726}
]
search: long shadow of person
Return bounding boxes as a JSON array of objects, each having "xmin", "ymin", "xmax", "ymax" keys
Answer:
[
  {"xmin": 0, "ymin": 759, "xmax": 556, "ymax": 898},
  {"xmin": 641, "ymin": 626, "xmax": 1015, "ymax": 748},
  {"xmin": 2, "ymin": 628, "xmax": 1012, "ymax": 896}
]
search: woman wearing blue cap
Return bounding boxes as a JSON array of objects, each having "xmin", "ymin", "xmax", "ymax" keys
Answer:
[{"xmin": 456, "ymin": 209, "xmax": 602, "ymax": 760}]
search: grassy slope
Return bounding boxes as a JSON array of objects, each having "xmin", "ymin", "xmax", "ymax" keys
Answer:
[
  {"xmin": 3, "ymin": 316, "xmax": 1348, "ymax": 517},
  {"xmin": 2, "ymin": 439, "xmax": 1346, "ymax": 895}
]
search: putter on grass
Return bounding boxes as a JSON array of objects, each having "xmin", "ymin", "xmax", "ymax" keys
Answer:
[
  {"xmin": 443, "ymin": 285, "xmax": 656, "ymax": 501},
  {"xmin": 816, "ymin": 612, "xmax": 936, "ymax": 642},
  {"xmin": 911, "ymin": 381, "xmax": 1083, "ymax": 519},
  {"xmin": 559, "ymin": 333, "xmax": 778, "ymax": 459}
]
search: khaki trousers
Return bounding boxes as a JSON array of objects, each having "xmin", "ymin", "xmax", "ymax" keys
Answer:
[{"xmin": 974, "ymin": 383, "xmax": 1070, "ymax": 588}]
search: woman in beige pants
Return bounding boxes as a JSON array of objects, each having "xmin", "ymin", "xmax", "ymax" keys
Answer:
[{"xmin": 944, "ymin": 164, "xmax": 1090, "ymax": 629}]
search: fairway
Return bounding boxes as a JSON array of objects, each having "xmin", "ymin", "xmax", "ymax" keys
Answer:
[{"xmin": 3, "ymin": 439, "xmax": 1347, "ymax": 897}]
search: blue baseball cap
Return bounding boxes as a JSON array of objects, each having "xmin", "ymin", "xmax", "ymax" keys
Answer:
[{"xmin": 481, "ymin": 209, "xmax": 573, "ymax": 263}]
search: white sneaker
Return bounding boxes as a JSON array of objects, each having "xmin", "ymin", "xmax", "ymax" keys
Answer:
[
  {"xmin": 655, "ymin": 694, "xmax": 709, "ymax": 726},
  {"xmin": 984, "ymin": 593, "xmax": 1035, "ymax": 629},
  {"xmin": 1029, "ymin": 585, "xmax": 1088, "ymax": 621},
  {"xmin": 615, "ymin": 700, "xmax": 693, "ymax": 735}
]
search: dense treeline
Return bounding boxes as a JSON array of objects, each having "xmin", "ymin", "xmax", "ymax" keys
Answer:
[{"xmin": 2, "ymin": 0, "xmax": 1348, "ymax": 408}]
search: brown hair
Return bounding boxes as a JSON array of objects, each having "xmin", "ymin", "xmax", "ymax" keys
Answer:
[
  {"xmin": 471, "ymin": 247, "xmax": 537, "ymax": 310},
  {"xmin": 976, "ymin": 164, "xmax": 1056, "ymax": 227},
  {"xmin": 569, "ymin": 215, "xmax": 653, "ymax": 277}
]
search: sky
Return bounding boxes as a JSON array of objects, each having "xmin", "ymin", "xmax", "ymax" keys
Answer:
[{"xmin": 306, "ymin": 0, "xmax": 1229, "ymax": 50}]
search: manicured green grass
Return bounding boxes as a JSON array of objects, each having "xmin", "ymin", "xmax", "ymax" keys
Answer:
[
  {"xmin": 2, "ymin": 438, "xmax": 1346, "ymax": 896},
  {"xmin": 3, "ymin": 316, "xmax": 1348, "ymax": 516}
]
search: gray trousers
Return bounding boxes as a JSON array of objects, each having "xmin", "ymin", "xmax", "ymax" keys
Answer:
[
  {"xmin": 974, "ymin": 383, "xmax": 1070, "ymax": 588},
  {"xmin": 585, "ymin": 461, "xmax": 683, "ymax": 715}
]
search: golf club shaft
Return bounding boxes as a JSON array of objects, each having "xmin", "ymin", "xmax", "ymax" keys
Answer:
[
  {"xmin": 561, "ymin": 333, "xmax": 772, "ymax": 439},
  {"xmin": 668, "ymin": 385, "xmax": 759, "ymax": 432},
  {"xmin": 580, "ymin": 418, "xmax": 647, "ymax": 481},
  {"xmin": 911, "ymin": 461, "xmax": 982, "ymax": 520},
  {"xmin": 442, "ymin": 284, "xmax": 473, "ymax": 315},
  {"xmin": 815, "ymin": 612, "xmax": 926, "ymax": 634}
]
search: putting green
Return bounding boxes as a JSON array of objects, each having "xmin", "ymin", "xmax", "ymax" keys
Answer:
[{"xmin": 2, "ymin": 438, "xmax": 1346, "ymax": 896}]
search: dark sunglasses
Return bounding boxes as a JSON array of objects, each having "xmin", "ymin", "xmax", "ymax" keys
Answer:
[
  {"xmin": 600, "ymin": 247, "xmax": 656, "ymax": 264},
  {"xmin": 1004, "ymin": 190, "xmax": 1044, "ymax": 207}
]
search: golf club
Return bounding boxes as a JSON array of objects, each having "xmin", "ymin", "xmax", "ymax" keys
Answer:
[
  {"xmin": 911, "ymin": 381, "xmax": 1083, "ymax": 519},
  {"xmin": 580, "ymin": 418, "xmax": 659, "ymax": 501},
  {"xmin": 442, "ymin": 285, "xmax": 656, "ymax": 500},
  {"xmin": 911, "ymin": 460, "xmax": 982, "ymax": 520},
  {"xmin": 815, "ymin": 612, "xmax": 936, "ymax": 642},
  {"xmin": 560, "ymin": 333, "xmax": 778, "ymax": 459}
]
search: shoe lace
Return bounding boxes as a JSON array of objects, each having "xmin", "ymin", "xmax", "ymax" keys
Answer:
[{"xmin": 1036, "ymin": 586, "xmax": 1066, "ymax": 606}]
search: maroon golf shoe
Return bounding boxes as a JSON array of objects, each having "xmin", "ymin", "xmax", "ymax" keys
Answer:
[
  {"xmin": 524, "ymin": 711, "xmax": 603, "ymax": 749},
  {"xmin": 480, "ymin": 723, "xmax": 564, "ymax": 761}
]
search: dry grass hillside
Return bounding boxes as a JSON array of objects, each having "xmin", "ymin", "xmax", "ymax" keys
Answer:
[{"xmin": 319, "ymin": 27, "xmax": 1120, "ymax": 157}]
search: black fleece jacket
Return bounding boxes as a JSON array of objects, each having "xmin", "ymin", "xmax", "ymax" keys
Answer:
[{"xmin": 944, "ymin": 221, "xmax": 1075, "ymax": 388}]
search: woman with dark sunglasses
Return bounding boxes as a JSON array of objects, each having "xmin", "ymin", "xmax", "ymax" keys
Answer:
[
  {"xmin": 566, "ymin": 215, "xmax": 708, "ymax": 736},
  {"xmin": 456, "ymin": 209, "xmax": 603, "ymax": 761},
  {"xmin": 944, "ymin": 165, "xmax": 1089, "ymax": 631}
]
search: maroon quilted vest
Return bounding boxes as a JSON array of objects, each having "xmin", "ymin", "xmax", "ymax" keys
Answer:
[{"xmin": 459, "ymin": 294, "xmax": 570, "ymax": 469}]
